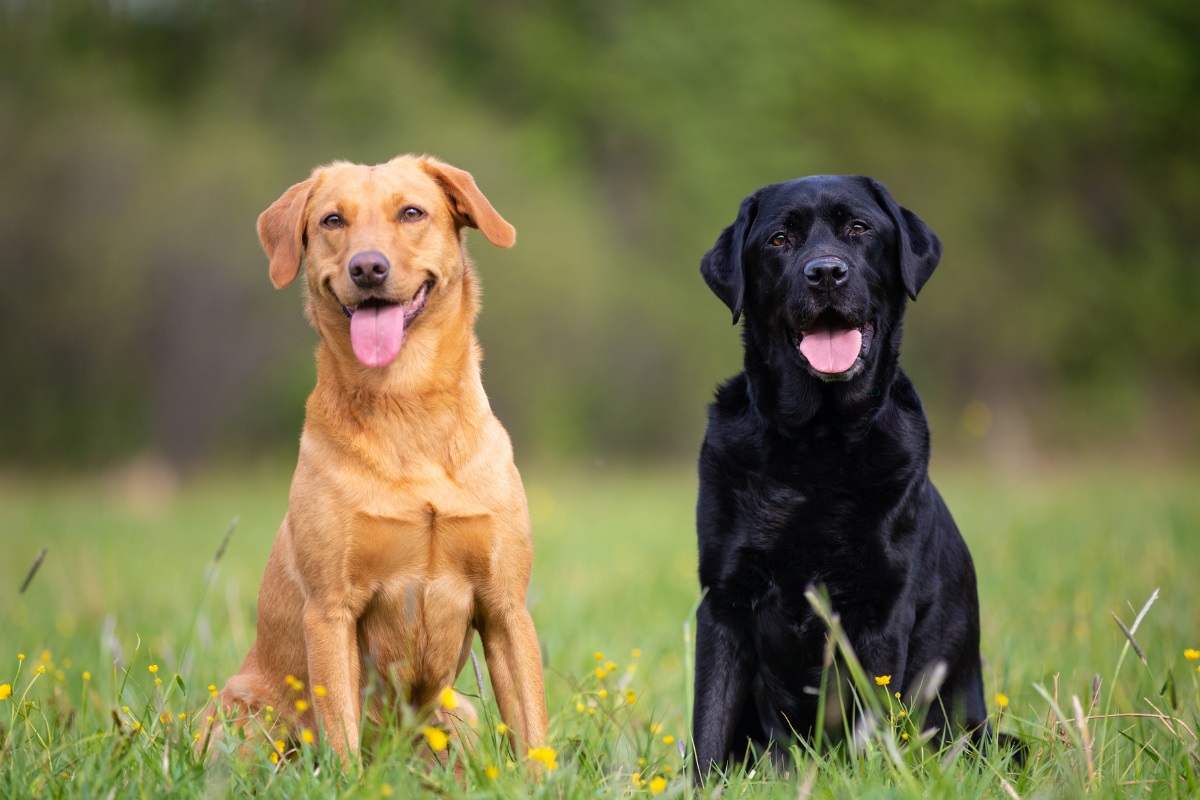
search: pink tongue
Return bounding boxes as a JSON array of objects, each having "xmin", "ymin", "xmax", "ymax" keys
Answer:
[
  {"xmin": 799, "ymin": 326, "xmax": 863, "ymax": 374},
  {"xmin": 350, "ymin": 304, "xmax": 406, "ymax": 368}
]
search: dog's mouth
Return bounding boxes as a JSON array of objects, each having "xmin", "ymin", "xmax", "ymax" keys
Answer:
[
  {"xmin": 793, "ymin": 311, "xmax": 874, "ymax": 381},
  {"xmin": 330, "ymin": 279, "xmax": 434, "ymax": 368}
]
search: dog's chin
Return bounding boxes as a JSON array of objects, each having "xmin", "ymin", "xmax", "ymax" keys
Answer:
[{"xmin": 792, "ymin": 316, "xmax": 875, "ymax": 383}]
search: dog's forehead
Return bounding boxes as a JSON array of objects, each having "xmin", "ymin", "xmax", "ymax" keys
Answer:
[
  {"xmin": 310, "ymin": 159, "xmax": 445, "ymax": 212},
  {"xmin": 756, "ymin": 175, "xmax": 885, "ymax": 228}
]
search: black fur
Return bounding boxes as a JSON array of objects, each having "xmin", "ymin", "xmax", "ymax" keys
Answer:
[{"xmin": 693, "ymin": 176, "xmax": 988, "ymax": 777}]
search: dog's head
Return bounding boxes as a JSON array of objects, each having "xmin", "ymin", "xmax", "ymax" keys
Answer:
[
  {"xmin": 702, "ymin": 176, "xmax": 940, "ymax": 385},
  {"xmin": 257, "ymin": 155, "xmax": 515, "ymax": 369}
]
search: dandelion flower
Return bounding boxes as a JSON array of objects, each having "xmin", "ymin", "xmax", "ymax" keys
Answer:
[
  {"xmin": 528, "ymin": 745, "xmax": 558, "ymax": 770},
  {"xmin": 301, "ymin": 729, "xmax": 315, "ymax": 744},
  {"xmin": 650, "ymin": 776, "xmax": 668, "ymax": 794},
  {"xmin": 295, "ymin": 699, "xmax": 308, "ymax": 712},
  {"xmin": 995, "ymin": 693, "xmax": 1009, "ymax": 709},
  {"xmin": 875, "ymin": 675, "xmax": 891, "ymax": 686},
  {"xmin": 439, "ymin": 687, "xmax": 457, "ymax": 710},
  {"xmin": 485, "ymin": 765, "xmax": 499, "ymax": 779},
  {"xmin": 148, "ymin": 665, "xmax": 158, "ymax": 674},
  {"xmin": 1185, "ymin": 649, "xmax": 1200, "ymax": 661},
  {"xmin": 423, "ymin": 726, "xmax": 448, "ymax": 752},
  {"xmin": 495, "ymin": 722, "xmax": 508, "ymax": 735},
  {"xmin": 0, "ymin": 684, "xmax": 11, "ymax": 701},
  {"xmin": 663, "ymin": 735, "xmax": 675, "ymax": 745}
]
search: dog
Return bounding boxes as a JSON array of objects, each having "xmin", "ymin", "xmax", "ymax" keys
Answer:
[
  {"xmin": 212, "ymin": 155, "xmax": 547, "ymax": 765},
  {"xmin": 692, "ymin": 175, "xmax": 992, "ymax": 776}
]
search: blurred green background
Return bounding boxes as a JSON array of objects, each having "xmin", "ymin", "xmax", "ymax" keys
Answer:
[{"xmin": 1, "ymin": 0, "xmax": 1197, "ymax": 470}]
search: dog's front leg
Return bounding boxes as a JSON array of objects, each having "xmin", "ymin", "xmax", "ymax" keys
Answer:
[
  {"xmin": 692, "ymin": 595, "xmax": 756, "ymax": 783},
  {"xmin": 478, "ymin": 604, "xmax": 547, "ymax": 757},
  {"xmin": 303, "ymin": 600, "xmax": 362, "ymax": 765}
]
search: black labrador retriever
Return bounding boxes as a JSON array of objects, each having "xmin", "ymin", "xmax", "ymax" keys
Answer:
[{"xmin": 693, "ymin": 175, "xmax": 990, "ymax": 775}]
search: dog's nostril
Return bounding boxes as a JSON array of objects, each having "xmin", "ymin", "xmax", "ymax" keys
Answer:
[
  {"xmin": 348, "ymin": 251, "xmax": 391, "ymax": 287},
  {"xmin": 804, "ymin": 257, "xmax": 849, "ymax": 287}
]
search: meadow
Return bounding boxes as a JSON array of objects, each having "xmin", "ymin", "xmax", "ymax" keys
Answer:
[{"xmin": 1, "ymin": 460, "xmax": 1198, "ymax": 798}]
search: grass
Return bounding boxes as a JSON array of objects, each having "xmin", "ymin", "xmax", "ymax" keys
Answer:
[{"xmin": 1, "ymin": 460, "xmax": 1199, "ymax": 797}]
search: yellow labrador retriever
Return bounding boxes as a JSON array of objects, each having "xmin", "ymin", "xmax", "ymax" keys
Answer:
[{"xmin": 214, "ymin": 155, "xmax": 547, "ymax": 763}]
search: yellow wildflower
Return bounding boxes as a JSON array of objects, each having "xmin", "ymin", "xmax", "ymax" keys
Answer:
[
  {"xmin": 626, "ymin": 690, "xmax": 637, "ymax": 705},
  {"xmin": 496, "ymin": 722, "xmax": 508, "ymax": 735},
  {"xmin": 380, "ymin": 785, "xmax": 393, "ymax": 798},
  {"xmin": 148, "ymin": 664, "xmax": 158, "ymax": 674},
  {"xmin": 631, "ymin": 772, "xmax": 643, "ymax": 787},
  {"xmin": 301, "ymin": 729, "xmax": 315, "ymax": 744},
  {"xmin": 901, "ymin": 732, "xmax": 909, "ymax": 741},
  {"xmin": 651, "ymin": 723, "xmax": 663, "ymax": 734},
  {"xmin": 439, "ymin": 687, "xmax": 457, "ymax": 710},
  {"xmin": 269, "ymin": 752, "xmax": 279, "ymax": 764},
  {"xmin": 594, "ymin": 652, "xmax": 604, "ymax": 661},
  {"xmin": 295, "ymin": 699, "xmax": 308, "ymax": 712},
  {"xmin": 17, "ymin": 654, "xmax": 25, "ymax": 661},
  {"xmin": 595, "ymin": 667, "xmax": 608, "ymax": 679},
  {"xmin": 894, "ymin": 692, "xmax": 901, "ymax": 699},
  {"xmin": 1185, "ymin": 649, "xmax": 1200, "ymax": 661},
  {"xmin": 40, "ymin": 650, "xmax": 51, "ymax": 662},
  {"xmin": 485, "ymin": 765, "xmax": 499, "ymax": 779},
  {"xmin": 423, "ymin": 726, "xmax": 448, "ymax": 752},
  {"xmin": 637, "ymin": 757, "xmax": 647, "ymax": 766},
  {"xmin": 598, "ymin": 689, "xmax": 608, "ymax": 698},
  {"xmin": 605, "ymin": 661, "xmax": 617, "ymax": 672},
  {"xmin": 650, "ymin": 776, "xmax": 667, "ymax": 794},
  {"xmin": 631, "ymin": 648, "xmax": 642, "ymax": 658},
  {"xmin": 274, "ymin": 739, "xmax": 286, "ymax": 753},
  {"xmin": 82, "ymin": 671, "xmax": 90, "ymax": 681},
  {"xmin": 36, "ymin": 665, "xmax": 46, "ymax": 675},
  {"xmin": 0, "ymin": 684, "xmax": 11, "ymax": 700},
  {"xmin": 314, "ymin": 685, "xmax": 327, "ymax": 697},
  {"xmin": 875, "ymin": 675, "xmax": 891, "ymax": 686},
  {"xmin": 576, "ymin": 702, "xmax": 585, "ymax": 713},
  {"xmin": 663, "ymin": 735, "xmax": 675, "ymax": 745},
  {"xmin": 528, "ymin": 745, "xmax": 558, "ymax": 770},
  {"xmin": 996, "ymin": 693, "xmax": 1009, "ymax": 709},
  {"xmin": 154, "ymin": 678, "xmax": 162, "ymax": 686}
]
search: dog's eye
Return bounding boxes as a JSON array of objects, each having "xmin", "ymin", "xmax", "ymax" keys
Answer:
[
  {"xmin": 769, "ymin": 233, "xmax": 788, "ymax": 247},
  {"xmin": 400, "ymin": 206, "xmax": 426, "ymax": 222},
  {"xmin": 320, "ymin": 213, "xmax": 345, "ymax": 229},
  {"xmin": 848, "ymin": 221, "xmax": 870, "ymax": 235}
]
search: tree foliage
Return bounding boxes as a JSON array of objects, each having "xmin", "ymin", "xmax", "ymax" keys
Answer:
[{"xmin": 1, "ymin": 0, "xmax": 1197, "ymax": 465}]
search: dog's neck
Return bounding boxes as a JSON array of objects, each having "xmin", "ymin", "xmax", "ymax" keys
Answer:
[{"xmin": 305, "ymin": 267, "xmax": 492, "ymax": 455}]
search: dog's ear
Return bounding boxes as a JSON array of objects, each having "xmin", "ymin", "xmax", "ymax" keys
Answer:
[
  {"xmin": 868, "ymin": 179, "xmax": 942, "ymax": 300},
  {"xmin": 701, "ymin": 192, "xmax": 759, "ymax": 324},
  {"xmin": 257, "ymin": 178, "xmax": 314, "ymax": 289},
  {"xmin": 419, "ymin": 157, "xmax": 516, "ymax": 249}
]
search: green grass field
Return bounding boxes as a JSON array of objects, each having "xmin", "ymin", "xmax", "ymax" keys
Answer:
[{"xmin": 2, "ymin": 461, "xmax": 1198, "ymax": 797}]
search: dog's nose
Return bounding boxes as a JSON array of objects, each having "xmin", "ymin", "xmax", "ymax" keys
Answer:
[
  {"xmin": 348, "ymin": 251, "xmax": 390, "ymax": 288},
  {"xmin": 803, "ymin": 256, "xmax": 849, "ymax": 289}
]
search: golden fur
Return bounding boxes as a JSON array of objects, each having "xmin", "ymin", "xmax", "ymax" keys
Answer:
[{"xmin": 212, "ymin": 155, "xmax": 546, "ymax": 764}]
